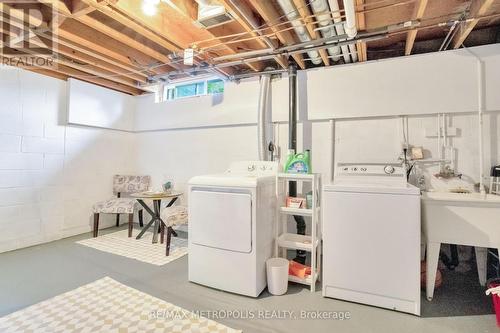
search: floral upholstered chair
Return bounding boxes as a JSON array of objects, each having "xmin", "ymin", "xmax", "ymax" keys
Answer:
[
  {"xmin": 160, "ymin": 206, "xmax": 188, "ymax": 256},
  {"xmin": 92, "ymin": 175, "xmax": 151, "ymax": 238}
]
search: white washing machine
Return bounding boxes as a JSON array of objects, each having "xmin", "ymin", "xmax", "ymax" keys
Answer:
[
  {"xmin": 322, "ymin": 163, "xmax": 421, "ymax": 315},
  {"xmin": 188, "ymin": 161, "xmax": 278, "ymax": 297}
]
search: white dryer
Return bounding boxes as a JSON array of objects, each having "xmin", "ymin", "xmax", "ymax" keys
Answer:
[
  {"xmin": 322, "ymin": 163, "xmax": 421, "ymax": 315},
  {"xmin": 188, "ymin": 161, "xmax": 278, "ymax": 297}
]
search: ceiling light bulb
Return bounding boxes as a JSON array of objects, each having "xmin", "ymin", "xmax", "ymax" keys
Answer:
[
  {"xmin": 142, "ymin": 0, "xmax": 160, "ymax": 16},
  {"xmin": 142, "ymin": 3, "xmax": 157, "ymax": 15}
]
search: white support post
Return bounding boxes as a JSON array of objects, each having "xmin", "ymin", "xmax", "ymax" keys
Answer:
[{"xmin": 477, "ymin": 59, "xmax": 486, "ymax": 195}]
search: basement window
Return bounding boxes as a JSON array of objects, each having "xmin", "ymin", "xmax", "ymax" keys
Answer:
[
  {"xmin": 207, "ymin": 79, "xmax": 224, "ymax": 94},
  {"xmin": 163, "ymin": 78, "xmax": 224, "ymax": 101}
]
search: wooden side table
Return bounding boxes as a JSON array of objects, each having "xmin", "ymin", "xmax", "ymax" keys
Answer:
[{"xmin": 131, "ymin": 192, "xmax": 183, "ymax": 243}]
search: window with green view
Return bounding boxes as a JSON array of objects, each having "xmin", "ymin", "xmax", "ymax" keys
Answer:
[
  {"xmin": 207, "ymin": 79, "xmax": 224, "ymax": 94},
  {"xmin": 162, "ymin": 78, "xmax": 225, "ymax": 102},
  {"xmin": 175, "ymin": 82, "xmax": 205, "ymax": 98}
]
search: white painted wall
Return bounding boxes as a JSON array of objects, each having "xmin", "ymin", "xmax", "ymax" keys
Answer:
[
  {"xmin": 272, "ymin": 44, "xmax": 500, "ymax": 121},
  {"xmin": 134, "ymin": 79, "xmax": 260, "ymax": 130},
  {"xmin": 134, "ymin": 125, "xmax": 259, "ymax": 204},
  {"xmin": 0, "ymin": 68, "xmax": 137, "ymax": 253},
  {"xmin": 67, "ymin": 78, "xmax": 135, "ymax": 131},
  {"xmin": 133, "ymin": 44, "xmax": 500, "ymax": 131}
]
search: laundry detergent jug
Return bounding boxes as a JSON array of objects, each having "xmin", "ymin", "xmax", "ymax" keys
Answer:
[{"xmin": 284, "ymin": 150, "xmax": 311, "ymax": 174}]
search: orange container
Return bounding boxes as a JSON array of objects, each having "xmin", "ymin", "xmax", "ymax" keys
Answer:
[{"xmin": 289, "ymin": 260, "xmax": 311, "ymax": 279}]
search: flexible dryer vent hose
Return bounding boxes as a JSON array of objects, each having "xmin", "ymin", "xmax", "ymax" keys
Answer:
[{"xmin": 258, "ymin": 74, "xmax": 271, "ymax": 161}]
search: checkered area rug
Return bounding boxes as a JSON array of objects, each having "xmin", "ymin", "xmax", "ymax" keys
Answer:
[
  {"xmin": 0, "ymin": 277, "xmax": 241, "ymax": 333},
  {"xmin": 76, "ymin": 229, "xmax": 188, "ymax": 266}
]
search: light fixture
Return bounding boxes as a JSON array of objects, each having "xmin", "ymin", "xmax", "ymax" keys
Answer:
[{"xmin": 142, "ymin": 0, "xmax": 160, "ymax": 16}]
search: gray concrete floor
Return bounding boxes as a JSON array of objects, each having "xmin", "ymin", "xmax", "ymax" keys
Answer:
[{"xmin": 0, "ymin": 227, "xmax": 498, "ymax": 333}]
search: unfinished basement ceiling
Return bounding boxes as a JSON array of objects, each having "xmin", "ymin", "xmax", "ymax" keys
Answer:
[{"xmin": 1, "ymin": 0, "xmax": 499, "ymax": 95}]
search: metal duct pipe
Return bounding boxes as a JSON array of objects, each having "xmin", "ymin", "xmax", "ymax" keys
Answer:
[
  {"xmin": 277, "ymin": 0, "xmax": 322, "ymax": 65},
  {"xmin": 228, "ymin": 0, "xmax": 277, "ymax": 51},
  {"xmin": 288, "ymin": 63, "xmax": 306, "ymax": 262},
  {"xmin": 288, "ymin": 64, "xmax": 297, "ymax": 154},
  {"xmin": 218, "ymin": 34, "xmax": 380, "ymax": 68},
  {"xmin": 310, "ymin": 0, "xmax": 342, "ymax": 61},
  {"xmin": 328, "ymin": 0, "xmax": 354, "ymax": 63},
  {"xmin": 230, "ymin": 68, "xmax": 287, "ymax": 81},
  {"xmin": 148, "ymin": 33, "xmax": 385, "ymax": 82},
  {"xmin": 258, "ymin": 74, "xmax": 271, "ymax": 161}
]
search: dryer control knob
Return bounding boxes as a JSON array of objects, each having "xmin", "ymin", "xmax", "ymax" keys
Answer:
[{"xmin": 384, "ymin": 165, "xmax": 395, "ymax": 174}]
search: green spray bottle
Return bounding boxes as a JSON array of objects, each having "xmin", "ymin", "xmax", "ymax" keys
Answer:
[{"xmin": 284, "ymin": 149, "xmax": 311, "ymax": 174}]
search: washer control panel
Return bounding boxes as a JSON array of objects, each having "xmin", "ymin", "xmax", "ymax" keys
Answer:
[{"xmin": 337, "ymin": 163, "xmax": 405, "ymax": 177}]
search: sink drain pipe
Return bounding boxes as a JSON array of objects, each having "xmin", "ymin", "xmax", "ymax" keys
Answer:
[{"xmin": 288, "ymin": 63, "xmax": 307, "ymax": 263}]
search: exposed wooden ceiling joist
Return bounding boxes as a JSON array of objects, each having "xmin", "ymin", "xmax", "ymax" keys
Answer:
[
  {"xmin": 451, "ymin": 0, "xmax": 496, "ymax": 48},
  {"xmin": 247, "ymin": 0, "xmax": 306, "ymax": 69},
  {"xmin": 72, "ymin": 14, "xmax": 179, "ymax": 69},
  {"xmin": 70, "ymin": 0, "xmax": 98, "ymax": 17},
  {"xmin": 22, "ymin": 48, "xmax": 141, "ymax": 90},
  {"xmin": 28, "ymin": 67, "xmax": 69, "ymax": 81},
  {"xmin": 356, "ymin": 0, "xmax": 368, "ymax": 62},
  {"xmin": 105, "ymin": 0, "xmax": 237, "ymax": 76},
  {"xmin": 162, "ymin": 0, "xmax": 262, "ymax": 72},
  {"xmin": 218, "ymin": 0, "xmax": 288, "ymax": 69},
  {"xmin": 52, "ymin": 63, "xmax": 143, "ymax": 95},
  {"xmin": 52, "ymin": 39, "xmax": 147, "ymax": 83},
  {"xmin": 1, "ymin": 48, "xmax": 142, "ymax": 95},
  {"xmin": 77, "ymin": 0, "xmax": 235, "ymax": 78},
  {"xmin": 6, "ymin": 32, "xmax": 143, "ymax": 90},
  {"xmin": 78, "ymin": 0, "xmax": 181, "ymax": 52},
  {"xmin": 58, "ymin": 21, "xmax": 160, "ymax": 74},
  {"xmin": 1, "ymin": 2, "xmax": 150, "ymax": 81},
  {"xmin": 405, "ymin": 0, "xmax": 429, "ymax": 55},
  {"xmin": 0, "ymin": 8, "xmax": 146, "ymax": 94},
  {"xmin": 1, "ymin": 0, "xmax": 499, "ymax": 94},
  {"xmin": 47, "ymin": 0, "xmax": 179, "ymax": 74},
  {"xmin": 51, "ymin": 31, "xmax": 149, "ymax": 82}
]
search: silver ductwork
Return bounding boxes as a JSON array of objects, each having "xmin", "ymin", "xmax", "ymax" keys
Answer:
[
  {"xmin": 277, "ymin": 0, "xmax": 322, "ymax": 65},
  {"xmin": 258, "ymin": 74, "xmax": 272, "ymax": 161},
  {"xmin": 310, "ymin": 0, "xmax": 342, "ymax": 61}
]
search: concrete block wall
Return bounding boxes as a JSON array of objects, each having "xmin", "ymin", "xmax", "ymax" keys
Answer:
[{"xmin": 0, "ymin": 67, "xmax": 136, "ymax": 253}]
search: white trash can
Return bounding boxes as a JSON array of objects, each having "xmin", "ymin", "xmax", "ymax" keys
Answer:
[{"xmin": 266, "ymin": 258, "xmax": 289, "ymax": 295}]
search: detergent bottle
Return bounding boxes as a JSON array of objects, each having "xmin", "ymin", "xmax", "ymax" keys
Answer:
[{"xmin": 284, "ymin": 150, "xmax": 311, "ymax": 174}]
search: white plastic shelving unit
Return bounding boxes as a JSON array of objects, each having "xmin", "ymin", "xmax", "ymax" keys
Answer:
[{"xmin": 275, "ymin": 172, "xmax": 321, "ymax": 292}]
